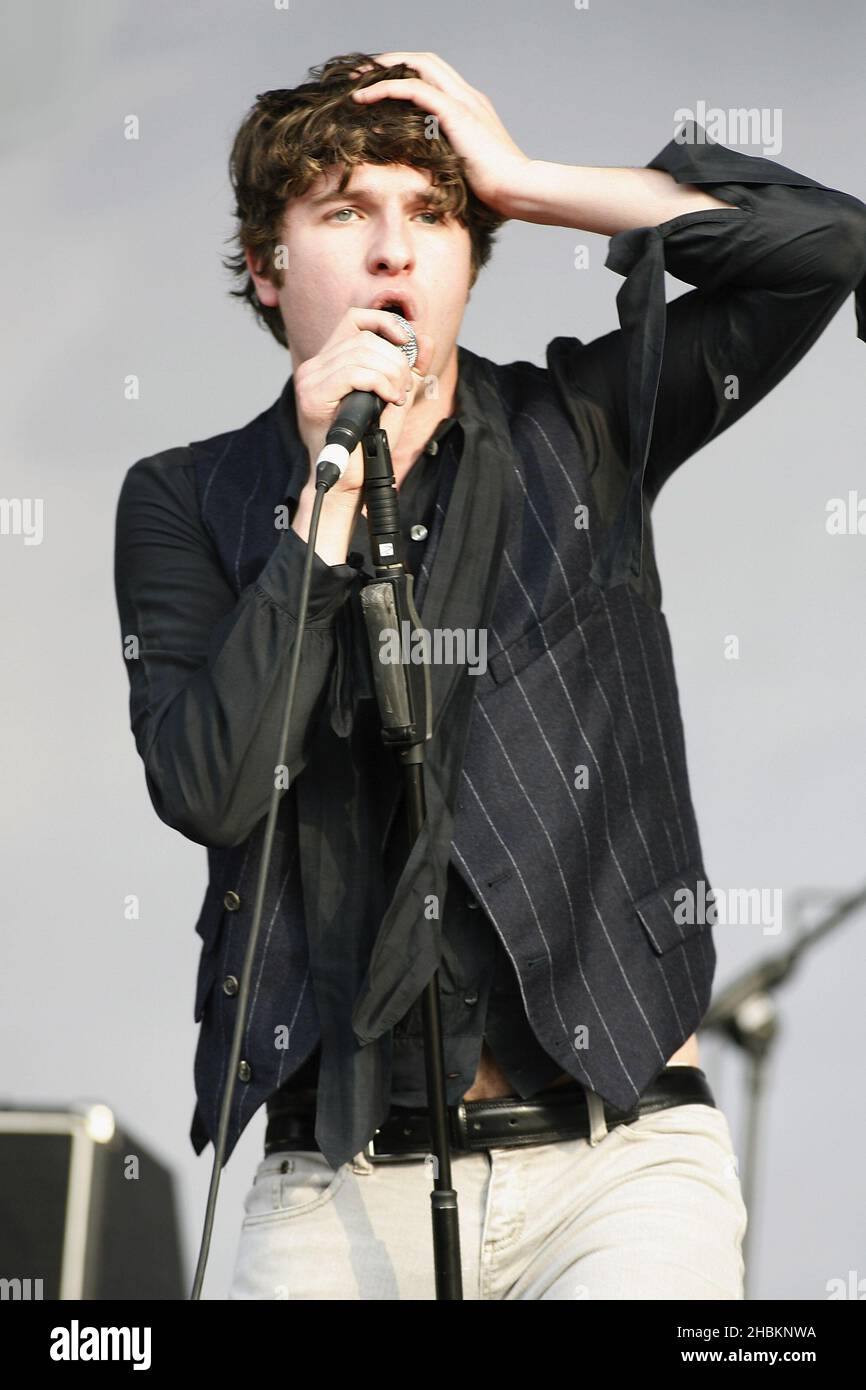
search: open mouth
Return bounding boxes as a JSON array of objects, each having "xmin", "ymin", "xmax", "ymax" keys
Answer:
[
  {"xmin": 382, "ymin": 304, "xmax": 413, "ymax": 324},
  {"xmin": 369, "ymin": 293, "xmax": 417, "ymax": 321}
]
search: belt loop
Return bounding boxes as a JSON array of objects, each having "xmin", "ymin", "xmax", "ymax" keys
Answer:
[{"xmin": 586, "ymin": 1089, "xmax": 609, "ymax": 1146}]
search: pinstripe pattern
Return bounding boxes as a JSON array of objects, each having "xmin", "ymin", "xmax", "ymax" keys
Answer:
[{"xmin": 186, "ymin": 345, "xmax": 716, "ymax": 1163}]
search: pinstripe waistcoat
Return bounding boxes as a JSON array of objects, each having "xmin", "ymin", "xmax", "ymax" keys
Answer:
[{"xmin": 187, "ymin": 330, "xmax": 715, "ymax": 1168}]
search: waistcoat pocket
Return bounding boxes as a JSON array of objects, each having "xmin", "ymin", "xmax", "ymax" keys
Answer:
[{"xmin": 632, "ymin": 862, "xmax": 715, "ymax": 954}]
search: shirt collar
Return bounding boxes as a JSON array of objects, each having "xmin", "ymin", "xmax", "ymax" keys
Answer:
[{"xmin": 276, "ymin": 347, "xmax": 485, "ymax": 511}]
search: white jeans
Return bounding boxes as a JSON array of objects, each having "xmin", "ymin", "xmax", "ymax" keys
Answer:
[{"xmin": 228, "ymin": 1096, "xmax": 748, "ymax": 1299}]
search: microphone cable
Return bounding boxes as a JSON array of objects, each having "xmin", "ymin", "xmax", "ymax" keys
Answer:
[{"xmin": 190, "ymin": 315, "xmax": 417, "ymax": 1298}]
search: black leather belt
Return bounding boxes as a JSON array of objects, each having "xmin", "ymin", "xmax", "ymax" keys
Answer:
[{"xmin": 264, "ymin": 1066, "xmax": 715, "ymax": 1163}]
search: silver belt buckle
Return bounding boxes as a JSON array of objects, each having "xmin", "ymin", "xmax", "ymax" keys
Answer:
[
  {"xmin": 364, "ymin": 1128, "xmax": 428, "ymax": 1162},
  {"xmin": 364, "ymin": 1127, "xmax": 431, "ymax": 1164},
  {"xmin": 363, "ymin": 1130, "xmax": 391, "ymax": 1164}
]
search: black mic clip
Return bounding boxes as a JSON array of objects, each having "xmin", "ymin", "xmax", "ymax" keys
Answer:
[{"xmin": 358, "ymin": 427, "xmax": 432, "ymax": 760}]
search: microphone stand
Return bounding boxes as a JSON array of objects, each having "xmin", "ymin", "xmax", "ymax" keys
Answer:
[
  {"xmin": 701, "ymin": 880, "xmax": 866, "ymax": 1298},
  {"xmin": 357, "ymin": 422, "xmax": 464, "ymax": 1301}
]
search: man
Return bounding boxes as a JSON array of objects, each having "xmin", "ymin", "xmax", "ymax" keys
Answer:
[{"xmin": 114, "ymin": 51, "xmax": 866, "ymax": 1299}]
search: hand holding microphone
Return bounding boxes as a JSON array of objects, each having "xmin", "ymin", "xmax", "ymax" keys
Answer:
[{"xmin": 292, "ymin": 308, "xmax": 434, "ymax": 502}]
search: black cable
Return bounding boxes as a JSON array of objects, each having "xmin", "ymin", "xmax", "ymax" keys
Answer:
[{"xmin": 190, "ymin": 478, "xmax": 331, "ymax": 1300}]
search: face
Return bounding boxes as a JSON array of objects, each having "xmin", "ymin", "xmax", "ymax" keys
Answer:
[{"xmin": 246, "ymin": 162, "xmax": 474, "ymax": 385}]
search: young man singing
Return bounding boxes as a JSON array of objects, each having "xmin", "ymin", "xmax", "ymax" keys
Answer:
[{"xmin": 114, "ymin": 51, "xmax": 866, "ymax": 1299}]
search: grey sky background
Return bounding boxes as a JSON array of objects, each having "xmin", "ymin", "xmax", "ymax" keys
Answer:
[{"xmin": 2, "ymin": 0, "xmax": 864, "ymax": 1300}]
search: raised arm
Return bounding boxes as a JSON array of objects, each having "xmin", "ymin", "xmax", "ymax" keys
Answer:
[
  {"xmin": 342, "ymin": 59, "xmax": 866, "ymax": 589},
  {"xmin": 536, "ymin": 124, "xmax": 866, "ymax": 587}
]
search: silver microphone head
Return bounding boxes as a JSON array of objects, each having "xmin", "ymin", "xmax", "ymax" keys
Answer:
[{"xmin": 389, "ymin": 312, "xmax": 418, "ymax": 369}]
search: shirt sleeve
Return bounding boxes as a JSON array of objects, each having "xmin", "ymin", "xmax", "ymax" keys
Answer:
[
  {"xmin": 113, "ymin": 450, "xmax": 359, "ymax": 849},
  {"xmin": 547, "ymin": 119, "xmax": 866, "ymax": 590}
]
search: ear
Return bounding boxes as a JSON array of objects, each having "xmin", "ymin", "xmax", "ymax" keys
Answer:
[{"xmin": 245, "ymin": 246, "xmax": 280, "ymax": 307}]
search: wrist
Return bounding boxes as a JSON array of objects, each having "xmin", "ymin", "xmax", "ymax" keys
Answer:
[
  {"xmin": 291, "ymin": 479, "xmax": 362, "ymax": 566},
  {"xmin": 324, "ymin": 484, "xmax": 364, "ymax": 513},
  {"xmin": 491, "ymin": 156, "xmax": 545, "ymax": 222},
  {"xmin": 295, "ymin": 479, "xmax": 360, "ymax": 524}
]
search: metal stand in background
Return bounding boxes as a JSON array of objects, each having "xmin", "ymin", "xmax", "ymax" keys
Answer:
[
  {"xmin": 701, "ymin": 881, "xmax": 866, "ymax": 1297},
  {"xmin": 357, "ymin": 423, "xmax": 463, "ymax": 1300}
]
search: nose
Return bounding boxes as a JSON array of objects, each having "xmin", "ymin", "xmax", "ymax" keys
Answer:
[{"xmin": 366, "ymin": 211, "xmax": 416, "ymax": 275}]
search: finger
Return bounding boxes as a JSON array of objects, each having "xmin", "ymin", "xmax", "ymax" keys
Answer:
[
  {"xmin": 352, "ymin": 77, "xmax": 447, "ymax": 117},
  {"xmin": 370, "ymin": 51, "xmax": 495, "ymax": 114},
  {"xmin": 370, "ymin": 52, "xmax": 477, "ymax": 103},
  {"xmin": 409, "ymin": 331, "xmax": 436, "ymax": 380},
  {"xmin": 343, "ymin": 306, "xmax": 417, "ymax": 348},
  {"xmin": 312, "ymin": 337, "xmax": 415, "ymax": 401},
  {"xmin": 317, "ymin": 361, "xmax": 409, "ymax": 410},
  {"xmin": 313, "ymin": 311, "xmax": 412, "ymax": 381},
  {"xmin": 320, "ymin": 331, "xmax": 414, "ymax": 376},
  {"xmin": 317, "ymin": 337, "xmax": 414, "ymax": 391}
]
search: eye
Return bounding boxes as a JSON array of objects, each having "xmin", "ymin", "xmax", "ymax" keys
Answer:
[{"xmin": 327, "ymin": 208, "xmax": 444, "ymax": 224}]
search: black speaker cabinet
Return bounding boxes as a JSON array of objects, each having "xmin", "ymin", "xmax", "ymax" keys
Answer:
[{"xmin": 0, "ymin": 1102, "xmax": 185, "ymax": 1300}]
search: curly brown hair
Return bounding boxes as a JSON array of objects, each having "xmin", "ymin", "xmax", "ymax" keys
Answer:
[{"xmin": 222, "ymin": 52, "xmax": 507, "ymax": 349}]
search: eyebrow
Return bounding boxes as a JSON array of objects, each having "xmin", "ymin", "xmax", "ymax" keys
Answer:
[{"xmin": 307, "ymin": 186, "xmax": 438, "ymax": 209}]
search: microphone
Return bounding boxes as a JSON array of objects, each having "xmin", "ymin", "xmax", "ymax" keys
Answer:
[{"xmin": 315, "ymin": 312, "xmax": 418, "ymax": 489}]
